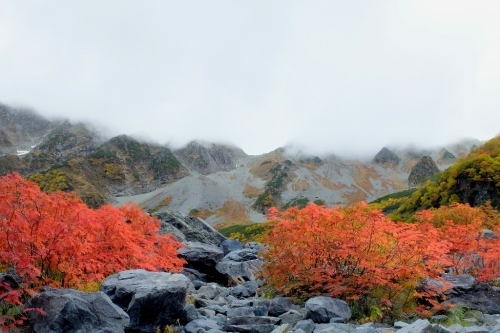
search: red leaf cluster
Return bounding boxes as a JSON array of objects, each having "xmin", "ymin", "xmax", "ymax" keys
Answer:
[
  {"xmin": 262, "ymin": 202, "xmax": 500, "ymax": 316},
  {"xmin": 0, "ymin": 173, "xmax": 185, "ymax": 328}
]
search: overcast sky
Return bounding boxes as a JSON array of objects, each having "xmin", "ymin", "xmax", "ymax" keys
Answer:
[{"xmin": 1, "ymin": 1, "xmax": 500, "ymax": 155}]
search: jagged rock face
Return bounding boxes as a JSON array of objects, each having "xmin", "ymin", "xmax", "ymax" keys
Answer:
[
  {"xmin": 98, "ymin": 134, "xmax": 189, "ymax": 196},
  {"xmin": 372, "ymin": 147, "xmax": 400, "ymax": 165},
  {"xmin": 33, "ymin": 122, "xmax": 101, "ymax": 162},
  {"xmin": 408, "ymin": 156, "xmax": 439, "ymax": 187},
  {"xmin": 174, "ymin": 141, "xmax": 246, "ymax": 175},
  {"xmin": 0, "ymin": 104, "xmax": 53, "ymax": 155},
  {"xmin": 456, "ymin": 176, "xmax": 500, "ymax": 208},
  {"xmin": 437, "ymin": 149, "xmax": 456, "ymax": 163}
]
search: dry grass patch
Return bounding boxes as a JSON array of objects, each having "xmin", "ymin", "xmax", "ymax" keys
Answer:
[
  {"xmin": 291, "ymin": 179, "xmax": 310, "ymax": 191},
  {"xmin": 343, "ymin": 186, "xmax": 368, "ymax": 203},
  {"xmin": 215, "ymin": 200, "xmax": 250, "ymax": 225},
  {"xmin": 249, "ymin": 150, "xmax": 286, "ymax": 178},
  {"xmin": 243, "ymin": 183, "xmax": 262, "ymax": 198}
]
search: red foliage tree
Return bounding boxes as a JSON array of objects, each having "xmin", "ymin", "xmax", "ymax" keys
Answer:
[
  {"xmin": 262, "ymin": 203, "xmax": 450, "ymax": 318},
  {"xmin": 415, "ymin": 204, "xmax": 500, "ymax": 281},
  {"xmin": 0, "ymin": 173, "xmax": 185, "ymax": 329}
]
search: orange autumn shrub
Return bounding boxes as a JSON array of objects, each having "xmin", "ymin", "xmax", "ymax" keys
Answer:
[
  {"xmin": 415, "ymin": 204, "xmax": 500, "ymax": 281},
  {"xmin": 262, "ymin": 203, "xmax": 449, "ymax": 317},
  {"xmin": 0, "ymin": 173, "xmax": 185, "ymax": 329}
]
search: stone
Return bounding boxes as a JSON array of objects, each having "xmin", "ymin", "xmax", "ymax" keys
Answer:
[
  {"xmin": 183, "ymin": 268, "xmax": 208, "ymax": 282},
  {"xmin": 278, "ymin": 310, "xmax": 304, "ymax": 326},
  {"xmin": 199, "ymin": 308, "xmax": 216, "ymax": 318},
  {"xmin": 294, "ymin": 319, "xmax": 316, "ymax": 333},
  {"xmin": 100, "ymin": 269, "xmax": 190, "ymax": 332},
  {"xmin": 430, "ymin": 315, "xmax": 449, "ymax": 323},
  {"xmin": 179, "ymin": 242, "xmax": 227, "ymax": 284},
  {"xmin": 329, "ymin": 317, "xmax": 345, "ymax": 323},
  {"xmin": 393, "ymin": 321, "xmax": 409, "ymax": 328},
  {"xmin": 419, "ymin": 274, "xmax": 477, "ymax": 295},
  {"xmin": 313, "ymin": 323, "xmax": 348, "ymax": 333},
  {"xmin": 445, "ymin": 282, "xmax": 500, "ymax": 314},
  {"xmin": 26, "ymin": 288, "xmax": 129, "ymax": 333},
  {"xmin": 305, "ymin": 296, "xmax": 352, "ymax": 323},
  {"xmin": 252, "ymin": 299, "xmax": 271, "ymax": 308},
  {"xmin": 224, "ymin": 249, "xmax": 259, "ymax": 262},
  {"xmin": 180, "ymin": 304, "xmax": 199, "ymax": 324},
  {"xmin": 230, "ymin": 281, "xmax": 258, "ymax": 298},
  {"xmin": 220, "ymin": 239, "xmax": 243, "ymax": 255},
  {"xmin": 355, "ymin": 328, "xmax": 377, "ymax": 333},
  {"xmin": 227, "ymin": 307, "xmax": 256, "ymax": 318},
  {"xmin": 253, "ymin": 306, "xmax": 269, "ymax": 316},
  {"xmin": 329, "ymin": 323, "xmax": 355, "ymax": 332},
  {"xmin": 225, "ymin": 316, "xmax": 281, "ymax": 326},
  {"xmin": 205, "ymin": 304, "xmax": 228, "ymax": 315},
  {"xmin": 446, "ymin": 324, "xmax": 465, "ymax": 333},
  {"xmin": 197, "ymin": 284, "xmax": 222, "ymax": 300},
  {"xmin": 270, "ymin": 323, "xmax": 292, "ymax": 333},
  {"xmin": 154, "ymin": 210, "xmax": 227, "ymax": 246},
  {"xmin": 396, "ymin": 319, "xmax": 434, "ymax": 333},
  {"xmin": 480, "ymin": 229, "xmax": 498, "ymax": 240},
  {"xmin": 213, "ymin": 313, "xmax": 227, "ymax": 327},
  {"xmin": 244, "ymin": 242, "xmax": 264, "ymax": 253},
  {"xmin": 0, "ymin": 272, "xmax": 19, "ymax": 291},
  {"xmin": 184, "ymin": 319, "xmax": 220, "ymax": 333},
  {"xmin": 216, "ymin": 256, "xmax": 263, "ymax": 281},
  {"xmin": 464, "ymin": 326, "xmax": 488, "ymax": 333},
  {"xmin": 269, "ymin": 297, "xmax": 293, "ymax": 317},
  {"xmin": 223, "ymin": 316, "xmax": 281, "ymax": 333},
  {"xmin": 231, "ymin": 299, "xmax": 255, "ymax": 308},
  {"xmin": 195, "ymin": 298, "xmax": 227, "ymax": 308}
]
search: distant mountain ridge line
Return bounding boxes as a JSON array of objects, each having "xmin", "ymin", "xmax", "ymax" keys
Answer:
[{"xmin": 0, "ymin": 103, "xmax": 481, "ymax": 224}]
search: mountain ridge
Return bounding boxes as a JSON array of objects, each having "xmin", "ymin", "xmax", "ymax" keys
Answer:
[{"xmin": 0, "ymin": 103, "xmax": 481, "ymax": 224}]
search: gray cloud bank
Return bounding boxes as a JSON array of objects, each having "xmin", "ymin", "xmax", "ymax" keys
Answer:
[{"xmin": 1, "ymin": 1, "xmax": 499, "ymax": 155}]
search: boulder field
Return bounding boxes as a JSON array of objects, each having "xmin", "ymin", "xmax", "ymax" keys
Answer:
[{"xmin": 20, "ymin": 211, "xmax": 500, "ymax": 333}]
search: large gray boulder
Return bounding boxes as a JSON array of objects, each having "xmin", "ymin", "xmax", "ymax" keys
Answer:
[
  {"xmin": 216, "ymin": 249, "xmax": 263, "ymax": 281},
  {"xmin": 420, "ymin": 274, "xmax": 477, "ymax": 295},
  {"xmin": 26, "ymin": 288, "xmax": 129, "ymax": 333},
  {"xmin": 154, "ymin": 210, "xmax": 227, "ymax": 246},
  {"xmin": 269, "ymin": 297, "xmax": 294, "ymax": 317},
  {"xmin": 100, "ymin": 269, "xmax": 190, "ymax": 332},
  {"xmin": 179, "ymin": 242, "xmax": 227, "ymax": 283},
  {"xmin": 305, "ymin": 296, "xmax": 351, "ymax": 323},
  {"xmin": 419, "ymin": 274, "xmax": 500, "ymax": 314}
]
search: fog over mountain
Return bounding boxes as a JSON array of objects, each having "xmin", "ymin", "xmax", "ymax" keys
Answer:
[{"xmin": 1, "ymin": 1, "xmax": 500, "ymax": 155}]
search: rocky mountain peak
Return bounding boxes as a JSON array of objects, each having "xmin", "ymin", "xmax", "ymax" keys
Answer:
[
  {"xmin": 372, "ymin": 147, "xmax": 400, "ymax": 166},
  {"xmin": 437, "ymin": 148, "xmax": 456, "ymax": 164},
  {"xmin": 174, "ymin": 141, "xmax": 247, "ymax": 175},
  {"xmin": 0, "ymin": 104, "xmax": 54, "ymax": 155},
  {"xmin": 408, "ymin": 156, "xmax": 439, "ymax": 187}
]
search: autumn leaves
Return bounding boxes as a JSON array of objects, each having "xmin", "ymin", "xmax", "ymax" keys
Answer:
[
  {"xmin": 0, "ymin": 173, "xmax": 185, "ymax": 329},
  {"xmin": 261, "ymin": 203, "xmax": 500, "ymax": 318}
]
